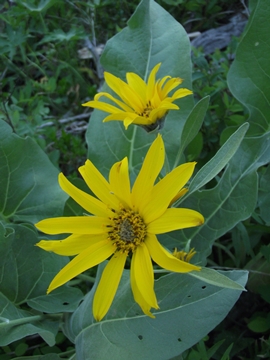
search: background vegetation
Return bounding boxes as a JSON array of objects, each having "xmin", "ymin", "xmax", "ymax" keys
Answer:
[{"xmin": 1, "ymin": 0, "xmax": 269, "ymax": 359}]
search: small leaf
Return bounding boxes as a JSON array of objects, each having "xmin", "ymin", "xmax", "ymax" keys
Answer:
[{"xmin": 188, "ymin": 267, "xmax": 246, "ymax": 291}]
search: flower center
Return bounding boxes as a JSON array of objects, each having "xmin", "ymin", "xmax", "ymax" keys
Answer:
[
  {"xmin": 137, "ymin": 101, "xmax": 153, "ymax": 118},
  {"xmin": 108, "ymin": 208, "xmax": 147, "ymax": 253}
]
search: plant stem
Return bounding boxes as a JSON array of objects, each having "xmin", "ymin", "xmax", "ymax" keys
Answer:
[{"xmin": 0, "ymin": 313, "xmax": 62, "ymax": 329}]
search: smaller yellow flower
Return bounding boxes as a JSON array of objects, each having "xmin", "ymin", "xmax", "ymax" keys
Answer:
[
  {"xmin": 173, "ymin": 248, "xmax": 196, "ymax": 263},
  {"xmin": 82, "ymin": 63, "xmax": 192, "ymax": 131}
]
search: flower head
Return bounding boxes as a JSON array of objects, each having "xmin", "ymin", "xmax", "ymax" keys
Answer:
[
  {"xmin": 35, "ymin": 135, "xmax": 204, "ymax": 321},
  {"xmin": 82, "ymin": 63, "xmax": 192, "ymax": 131}
]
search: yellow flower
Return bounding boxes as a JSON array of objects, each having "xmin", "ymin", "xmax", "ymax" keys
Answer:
[
  {"xmin": 35, "ymin": 135, "xmax": 204, "ymax": 321},
  {"xmin": 173, "ymin": 248, "xmax": 196, "ymax": 263},
  {"xmin": 82, "ymin": 63, "xmax": 192, "ymax": 131}
]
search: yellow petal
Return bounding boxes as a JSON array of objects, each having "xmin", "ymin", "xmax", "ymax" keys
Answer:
[
  {"xmin": 169, "ymin": 188, "xmax": 188, "ymax": 207},
  {"xmin": 102, "ymin": 112, "xmax": 138, "ymax": 122},
  {"xmin": 109, "ymin": 158, "xmax": 132, "ymax": 208},
  {"xmin": 160, "ymin": 77, "xmax": 183, "ymax": 97},
  {"xmin": 47, "ymin": 240, "xmax": 115, "ymax": 293},
  {"xmin": 35, "ymin": 216, "xmax": 111, "ymax": 235},
  {"xmin": 131, "ymin": 244, "xmax": 158, "ymax": 309},
  {"xmin": 126, "ymin": 72, "xmax": 147, "ymax": 102},
  {"xmin": 93, "ymin": 251, "xmax": 127, "ymax": 321},
  {"xmin": 146, "ymin": 63, "xmax": 161, "ymax": 100},
  {"xmin": 79, "ymin": 160, "xmax": 120, "ymax": 210},
  {"xmin": 147, "ymin": 208, "xmax": 204, "ymax": 234},
  {"xmin": 59, "ymin": 173, "xmax": 113, "ymax": 217},
  {"xmin": 105, "ymin": 72, "xmax": 144, "ymax": 112},
  {"xmin": 131, "ymin": 134, "xmax": 164, "ymax": 212},
  {"xmin": 142, "ymin": 162, "xmax": 196, "ymax": 223},
  {"xmin": 36, "ymin": 233, "xmax": 105, "ymax": 256},
  {"xmin": 94, "ymin": 92, "xmax": 133, "ymax": 112},
  {"xmin": 130, "ymin": 261, "xmax": 155, "ymax": 318},
  {"xmin": 82, "ymin": 100, "xmax": 125, "ymax": 114},
  {"xmin": 157, "ymin": 76, "xmax": 171, "ymax": 91},
  {"xmin": 145, "ymin": 233, "xmax": 201, "ymax": 273},
  {"xmin": 171, "ymin": 88, "xmax": 193, "ymax": 100}
]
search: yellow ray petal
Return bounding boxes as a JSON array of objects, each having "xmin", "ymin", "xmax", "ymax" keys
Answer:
[
  {"xmin": 105, "ymin": 72, "xmax": 144, "ymax": 112},
  {"xmin": 35, "ymin": 216, "xmax": 111, "ymax": 235},
  {"xmin": 131, "ymin": 244, "xmax": 158, "ymax": 309},
  {"xmin": 146, "ymin": 63, "xmax": 161, "ymax": 100},
  {"xmin": 130, "ymin": 262, "xmax": 155, "ymax": 318},
  {"xmin": 36, "ymin": 233, "xmax": 106, "ymax": 256},
  {"xmin": 93, "ymin": 251, "xmax": 127, "ymax": 321},
  {"xmin": 169, "ymin": 188, "xmax": 188, "ymax": 207},
  {"xmin": 147, "ymin": 208, "xmax": 204, "ymax": 234},
  {"xmin": 82, "ymin": 100, "xmax": 125, "ymax": 114},
  {"xmin": 126, "ymin": 72, "xmax": 147, "ymax": 102},
  {"xmin": 103, "ymin": 71, "xmax": 128, "ymax": 97},
  {"xmin": 142, "ymin": 162, "xmax": 196, "ymax": 223},
  {"xmin": 157, "ymin": 101, "xmax": 180, "ymax": 110},
  {"xmin": 94, "ymin": 92, "xmax": 133, "ymax": 112},
  {"xmin": 171, "ymin": 88, "xmax": 193, "ymax": 100},
  {"xmin": 79, "ymin": 160, "xmax": 120, "ymax": 210},
  {"xmin": 160, "ymin": 77, "xmax": 183, "ymax": 97},
  {"xmin": 109, "ymin": 157, "xmax": 132, "ymax": 208},
  {"xmin": 59, "ymin": 173, "xmax": 113, "ymax": 218},
  {"xmin": 145, "ymin": 233, "xmax": 201, "ymax": 273},
  {"xmin": 157, "ymin": 76, "xmax": 171, "ymax": 90},
  {"xmin": 47, "ymin": 240, "xmax": 115, "ymax": 293},
  {"xmin": 131, "ymin": 134, "xmax": 164, "ymax": 212},
  {"xmin": 102, "ymin": 112, "xmax": 137, "ymax": 122}
]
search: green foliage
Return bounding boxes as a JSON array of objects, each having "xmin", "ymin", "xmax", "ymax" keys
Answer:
[{"xmin": 64, "ymin": 263, "xmax": 247, "ymax": 360}]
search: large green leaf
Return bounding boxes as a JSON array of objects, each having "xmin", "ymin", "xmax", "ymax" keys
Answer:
[
  {"xmin": 0, "ymin": 292, "xmax": 58, "ymax": 346},
  {"xmin": 86, "ymin": 0, "xmax": 194, "ymax": 177},
  {"xmin": 0, "ymin": 222, "xmax": 83, "ymax": 309},
  {"xmin": 65, "ymin": 264, "xmax": 247, "ymax": 360},
  {"xmin": 227, "ymin": 0, "xmax": 270, "ymax": 135},
  {"xmin": 0, "ymin": 120, "xmax": 67, "ymax": 224}
]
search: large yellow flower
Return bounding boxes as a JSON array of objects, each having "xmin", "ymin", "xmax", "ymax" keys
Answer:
[
  {"xmin": 82, "ymin": 63, "xmax": 192, "ymax": 131},
  {"xmin": 35, "ymin": 135, "xmax": 204, "ymax": 321}
]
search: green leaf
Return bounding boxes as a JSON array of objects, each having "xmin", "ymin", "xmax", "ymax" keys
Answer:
[
  {"xmin": 86, "ymin": 0, "xmax": 193, "ymax": 177},
  {"xmin": 15, "ymin": 356, "xmax": 63, "ymax": 360},
  {"xmin": 0, "ymin": 120, "xmax": 68, "ymax": 224},
  {"xmin": 188, "ymin": 267, "xmax": 246, "ymax": 291},
  {"xmin": 27, "ymin": 287, "xmax": 83, "ymax": 314},
  {"xmin": 66, "ymin": 266, "xmax": 247, "ymax": 360},
  {"xmin": 175, "ymin": 96, "xmax": 209, "ymax": 166},
  {"xmin": 0, "ymin": 222, "xmax": 77, "ymax": 306},
  {"xmin": 18, "ymin": 0, "xmax": 57, "ymax": 13},
  {"xmin": 0, "ymin": 293, "xmax": 58, "ymax": 346},
  {"xmin": 247, "ymin": 315, "xmax": 270, "ymax": 333},
  {"xmin": 227, "ymin": 0, "xmax": 270, "ymax": 135},
  {"xmin": 258, "ymin": 165, "xmax": 270, "ymax": 225},
  {"xmin": 187, "ymin": 122, "xmax": 249, "ymax": 196}
]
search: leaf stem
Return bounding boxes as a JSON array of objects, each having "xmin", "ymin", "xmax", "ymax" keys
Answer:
[{"xmin": 0, "ymin": 313, "xmax": 62, "ymax": 329}]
